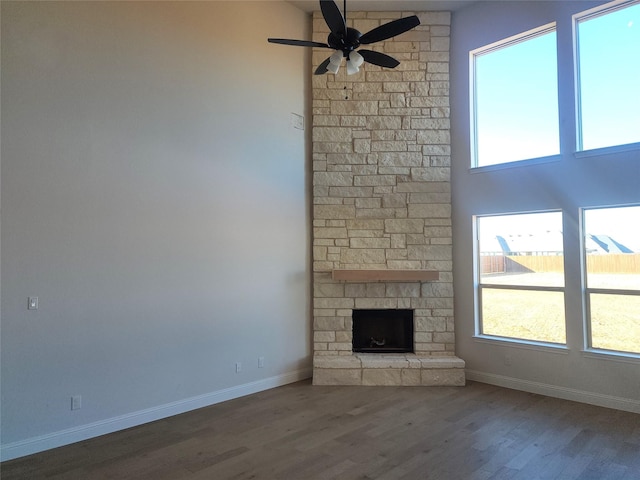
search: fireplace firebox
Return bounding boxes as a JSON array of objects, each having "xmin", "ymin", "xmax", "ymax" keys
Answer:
[{"xmin": 352, "ymin": 309, "xmax": 414, "ymax": 353}]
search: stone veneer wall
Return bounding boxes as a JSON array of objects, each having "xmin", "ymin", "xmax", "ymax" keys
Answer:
[{"xmin": 311, "ymin": 10, "xmax": 464, "ymax": 386}]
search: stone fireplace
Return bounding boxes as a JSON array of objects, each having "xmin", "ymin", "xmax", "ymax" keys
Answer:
[{"xmin": 311, "ymin": 10, "xmax": 465, "ymax": 386}]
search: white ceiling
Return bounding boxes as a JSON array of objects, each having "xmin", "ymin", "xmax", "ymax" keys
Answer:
[{"xmin": 287, "ymin": 0, "xmax": 476, "ymax": 13}]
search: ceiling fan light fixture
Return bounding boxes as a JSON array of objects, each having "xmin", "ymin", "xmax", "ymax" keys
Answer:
[
  {"xmin": 327, "ymin": 61, "xmax": 341, "ymax": 74},
  {"xmin": 346, "ymin": 59, "xmax": 360, "ymax": 75},
  {"xmin": 349, "ymin": 50, "xmax": 364, "ymax": 67},
  {"xmin": 327, "ymin": 49, "xmax": 343, "ymax": 74},
  {"xmin": 346, "ymin": 50, "xmax": 364, "ymax": 75}
]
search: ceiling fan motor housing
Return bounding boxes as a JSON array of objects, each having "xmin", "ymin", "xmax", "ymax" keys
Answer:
[{"xmin": 328, "ymin": 27, "xmax": 362, "ymax": 53}]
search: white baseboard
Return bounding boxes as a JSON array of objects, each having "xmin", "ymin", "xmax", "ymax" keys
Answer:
[
  {"xmin": 1, "ymin": 368, "xmax": 312, "ymax": 462},
  {"xmin": 466, "ymin": 369, "xmax": 640, "ymax": 414}
]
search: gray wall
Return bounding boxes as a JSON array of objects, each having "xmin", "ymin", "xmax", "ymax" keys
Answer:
[
  {"xmin": 1, "ymin": 1, "xmax": 311, "ymax": 459},
  {"xmin": 451, "ymin": 1, "xmax": 640, "ymax": 409}
]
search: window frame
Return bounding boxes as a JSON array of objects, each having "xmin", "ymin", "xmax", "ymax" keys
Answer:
[
  {"xmin": 573, "ymin": 0, "xmax": 640, "ymax": 153},
  {"xmin": 580, "ymin": 204, "xmax": 640, "ymax": 357},
  {"xmin": 469, "ymin": 22, "xmax": 559, "ymax": 169},
  {"xmin": 474, "ymin": 210, "xmax": 567, "ymax": 347}
]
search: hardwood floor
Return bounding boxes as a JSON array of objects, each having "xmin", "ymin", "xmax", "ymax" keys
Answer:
[{"xmin": 2, "ymin": 380, "xmax": 639, "ymax": 479}]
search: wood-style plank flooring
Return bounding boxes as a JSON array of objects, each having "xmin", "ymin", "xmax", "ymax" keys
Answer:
[{"xmin": 2, "ymin": 380, "xmax": 639, "ymax": 479}]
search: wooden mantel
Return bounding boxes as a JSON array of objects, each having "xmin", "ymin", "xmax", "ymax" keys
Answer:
[{"xmin": 331, "ymin": 269, "xmax": 439, "ymax": 282}]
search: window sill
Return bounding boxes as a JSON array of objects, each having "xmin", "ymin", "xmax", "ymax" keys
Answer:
[
  {"xmin": 574, "ymin": 141, "xmax": 640, "ymax": 159},
  {"xmin": 469, "ymin": 153, "xmax": 561, "ymax": 173},
  {"xmin": 473, "ymin": 334, "xmax": 569, "ymax": 353},
  {"xmin": 582, "ymin": 349, "xmax": 640, "ymax": 364}
]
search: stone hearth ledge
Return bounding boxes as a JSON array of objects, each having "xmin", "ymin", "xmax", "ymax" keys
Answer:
[{"xmin": 313, "ymin": 354, "xmax": 465, "ymax": 386}]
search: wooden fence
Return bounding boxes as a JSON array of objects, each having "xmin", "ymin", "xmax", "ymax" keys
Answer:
[{"xmin": 481, "ymin": 254, "xmax": 640, "ymax": 274}]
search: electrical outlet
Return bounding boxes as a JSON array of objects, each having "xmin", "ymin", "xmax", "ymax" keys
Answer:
[
  {"xmin": 258, "ymin": 356, "xmax": 265, "ymax": 368},
  {"xmin": 235, "ymin": 362, "xmax": 242, "ymax": 373},
  {"xmin": 504, "ymin": 354, "xmax": 513, "ymax": 366},
  {"xmin": 71, "ymin": 395, "xmax": 82, "ymax": 410}
]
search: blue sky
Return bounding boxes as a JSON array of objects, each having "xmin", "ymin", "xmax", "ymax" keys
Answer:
[
  {"xmin": 578, "ymin": 1, "xmax": 640, "ymax": 150},
  {"xmin": 475, "ymin": 29, "xmax": 559, "ymax": 166}
]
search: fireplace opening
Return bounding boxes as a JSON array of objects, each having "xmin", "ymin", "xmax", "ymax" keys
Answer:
[{"xmin": 352, "ymin": 309, "xmax": 414, "ymax": 353}]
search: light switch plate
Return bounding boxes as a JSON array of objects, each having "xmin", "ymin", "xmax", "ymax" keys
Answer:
[{"xmin": 28, "ymin": 297, "xmax": 39, "ymax": 310}]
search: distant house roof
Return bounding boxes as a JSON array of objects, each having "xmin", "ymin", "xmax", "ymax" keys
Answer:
[
  {"xmin": 586, "ymin": 234, "xmax": 633, "ymax": 254},
  {"xmin": 482, "ymin": 232, "xmax": 635, "ymax": 255},
  {"xmin": 484, "ymin": 231, "xmax": 564, "ymax": 254}
]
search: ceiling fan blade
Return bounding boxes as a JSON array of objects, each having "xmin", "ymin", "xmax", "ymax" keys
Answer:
[
  {"xmin": 320, "ymin": 0, "xmax": 346, "ymax": 38},
  {"xmin": 268, "ymin": 38, "xmax": 331, "ymax": 48},
  {"xmin": 314, "ymin": 57, "xmax": 331, "ymax": 75},
  {"xmin": 359, "ymin": 15, "xmax": 420, "ymax": 45},
  {"xmin": 359, "ymin": 49, "xmax": 400, "ymax": 68}
]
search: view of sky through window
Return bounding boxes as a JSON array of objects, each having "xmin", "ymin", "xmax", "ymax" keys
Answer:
[
  {"xmin": 473, "ymin": 28, "xmax": 559, "ymax": 167},
  {"xmin": 478, "ymin": 211, "xmax": 564, "ymax": 255},
  {"xmin": 477, "ymin": 206, "xmax": 640, "ymax": 256},
  {"xmin": 577, "ymin": 1, "xmax": 640, "ymax": 150},
  {"xmin": 583, "ymin": 205, "xmax": 640, "ymax": 254}
]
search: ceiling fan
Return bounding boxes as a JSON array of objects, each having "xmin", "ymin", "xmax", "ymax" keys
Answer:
[{"xmin": 268, "ymin": 0, "xmax": 420, "ymax": 75}]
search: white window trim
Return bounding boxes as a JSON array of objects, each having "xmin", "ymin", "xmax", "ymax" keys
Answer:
[
  {"xmin": 574, "ymin": 141, "xmax": 640, "ymax": 159},
  {"xmin": 469, "ymin": 22, "xmax": 557, "ymax": 169},
  {"xmin": 580, "ymin": 204, "xmax": 640, "ymax": 357},
  {"xmin": 474, "ymin": 210, "xmax": 567, "ymax": 346},
  {"xmin": 573, "ymin": 0, "xmax": 640, "ymax": 152}
]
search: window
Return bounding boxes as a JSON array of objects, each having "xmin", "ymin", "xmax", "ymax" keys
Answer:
[
  {"xmin": 576, "ymin": 1, "xmax": 640, "ymax": 151},
  {"xmin": 476, "ymin": 211, "xmax": 566, "ymax": 344},
  {"xmin": 471, "ymin": 25, "xmax": 559, "ymax": 167},
  {"xmin": 583, "ymin": 205, "xmax": 640, "ymax": 354}
]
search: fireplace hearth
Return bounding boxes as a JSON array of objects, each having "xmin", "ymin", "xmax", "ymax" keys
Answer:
[{"xmin": 353, "ymin": 309, "xmax": 414, "ymax": 353}]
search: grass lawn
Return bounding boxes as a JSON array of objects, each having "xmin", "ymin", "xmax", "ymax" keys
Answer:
[
  {"xmin": 589, "ymin": 293, "xmax": 640, "ymax": 353},
  {"xmin": 480, "ymin": 273, "xmax": 640, "ymax": 354}
]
